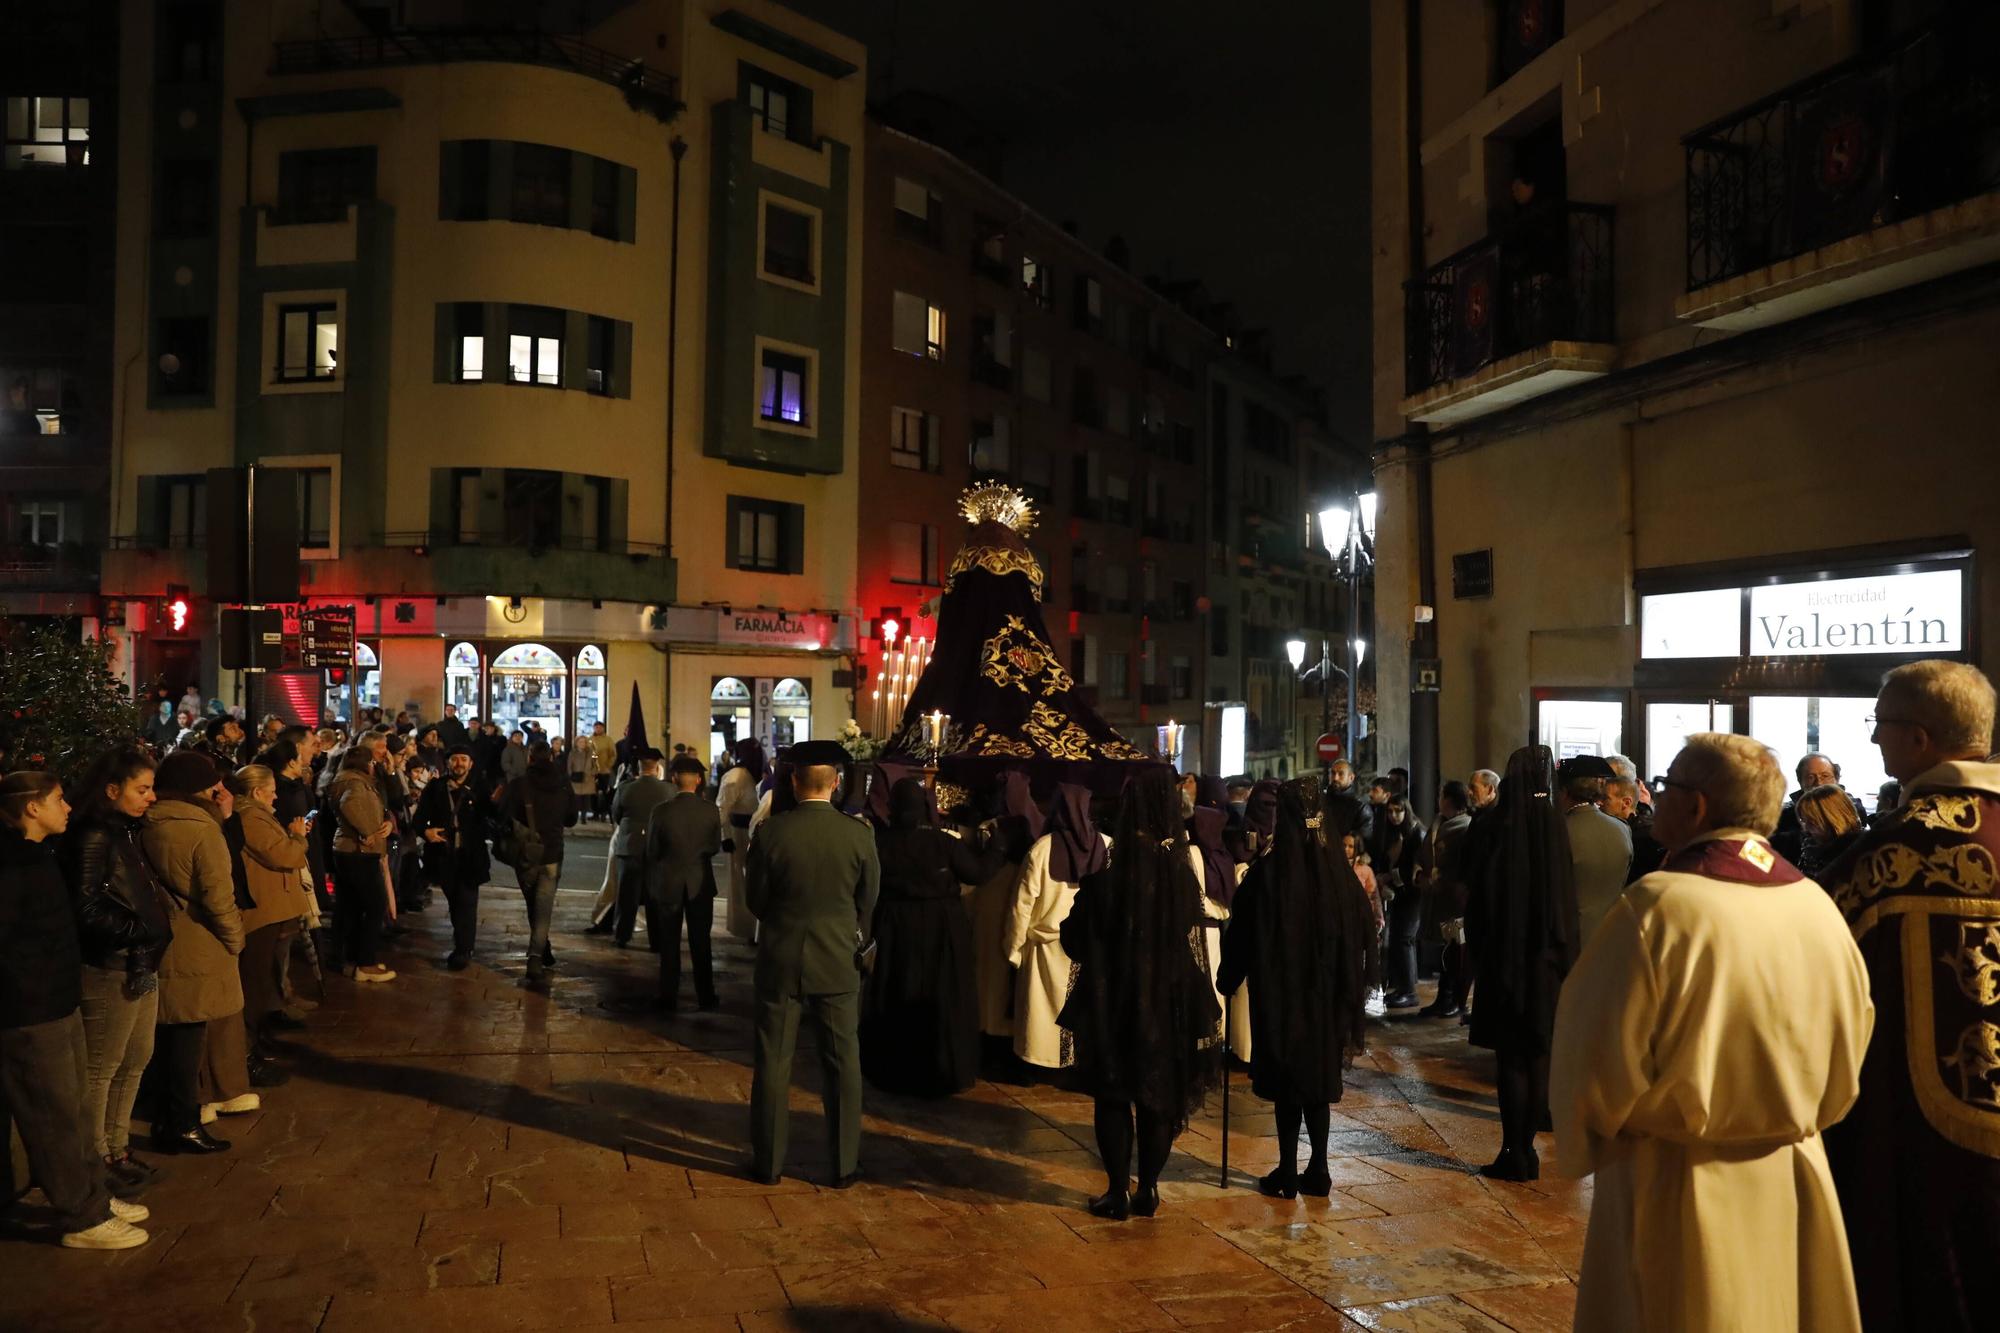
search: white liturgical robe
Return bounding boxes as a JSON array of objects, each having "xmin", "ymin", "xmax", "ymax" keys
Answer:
[
  {"xmin": 1550, "ymin": 828, "xmax": 1875, "ymax": 1333},
  {"xmin": 1004, "ymin": 831, "xmax": 1109, "ymax": 1068}
]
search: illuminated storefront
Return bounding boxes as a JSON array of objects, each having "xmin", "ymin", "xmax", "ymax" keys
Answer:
[
  {"xmin": 1534, "ymin": 546, "xmax": 1974, "ymax": 807},
  {"xmin": 441, "ymin": 640, "xmax": 609, "ymax": 742},
  {"xmin": 707, "ymin": 674, "xmax": 813, "ymax": 763}
]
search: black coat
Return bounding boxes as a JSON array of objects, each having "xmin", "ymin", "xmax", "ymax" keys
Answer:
[
  {"xmin": 415, "ymin": 777, "xmax": 491, "ymax": 886},
  {"xmin": 0, "ymin": 829, "xmax": 83, "ymax": 1027},
  {"xmin": 60, "ymin": 814, "xmax": 174, "ymax": 971},
  {"xmin": 499, "ymin": 767, "xmax": 579, "ymax": 864},
  {"xmin": 645, "ymin": 790, "xmax": 722, "ymax": 904}
]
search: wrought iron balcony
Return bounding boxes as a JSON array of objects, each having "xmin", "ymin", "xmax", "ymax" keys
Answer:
[
  {"xmin": 1679, "ymin": 14, "xmax": 2000, "ymax": 328},
  {"xmin": 1404, "ymin": 201, "xmax": 1615, "ymax": 401},
  {"xmin": 1684, "ymin": 16, "xmax": 2000, "ymax": 293},
  {"xmin": 270, "ymin": 32, "xmax": 682, "ymax": 123}
]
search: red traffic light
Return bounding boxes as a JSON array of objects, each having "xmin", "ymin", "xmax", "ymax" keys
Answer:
[
  {"xmin": 326, "ymin": 667, "xmax": 348, "ymax": 686},
  {"xmin": 166, "ymin": 598, "xmax": 190, "ymax": 632}
]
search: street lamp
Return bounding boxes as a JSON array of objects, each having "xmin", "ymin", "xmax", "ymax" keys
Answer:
[
  {"xmin": 1305, "ymin": 492, "xmax": 1375, "ymax": 774},
  {"xmin": 1285, "ymin": 639, "xmax": 1307, "ymax": 670}
]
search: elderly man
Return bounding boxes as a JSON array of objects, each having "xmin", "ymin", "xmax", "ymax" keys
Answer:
[
  {"xmin": 1771, "ymin": 751, "xmax": 1839, "ymax": 864},
  {"xmin": 1556, "ymin": 755, "xmax": 1632, "ymax": 947},
  {"xmin": 1820, "ymin": 660, "xmax": 2000, "ymax": 1333},
  {"xmin": 1551, "ymin": 733, "xmax": 1873, "ymax": 1332}
]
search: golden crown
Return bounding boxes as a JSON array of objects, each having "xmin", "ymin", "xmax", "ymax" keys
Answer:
[{"xmin": 958, "ymin": 480, "xmax": 1038, "ymax": 536}]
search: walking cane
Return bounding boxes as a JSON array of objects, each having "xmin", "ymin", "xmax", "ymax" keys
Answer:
[{"xmin": 1220, "ymin": 1057, "xmax": 1230, "ymax": 1188}]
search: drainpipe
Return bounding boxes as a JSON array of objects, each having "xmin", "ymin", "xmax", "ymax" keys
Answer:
[
  {"xmin": 1402, "ymin": 0, "xmax": 1442, "ymax": 822},
  {"xmin": 665, "ymin": 136, "xmax": 687, "ymax": 564}
]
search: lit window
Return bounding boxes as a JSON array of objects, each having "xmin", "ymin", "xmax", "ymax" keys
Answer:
[
  {"xmin": 1021, "ymin": 254, "xmax": 1049, "ymax": 306},
  {"xmin": 893, "ymin": 291, "xmax": 944, "ymax": 360},
  {"xmin": 3, "ymin": 96, "xmax": 89, "ymax": 169},
  {"xmin": 459, "ymin": 336, "xmax": 483, "ymax": 381},
  {"xmin": 506, "ymin": 306, "xmax": 564, "ymax": 386},
  {"xmin": 759, "ymin": 348, "xmax": 809, "ymax": 426},
  {"xmin": 275, "ymin": 303, "xmax": 339, "ymax": 382}
]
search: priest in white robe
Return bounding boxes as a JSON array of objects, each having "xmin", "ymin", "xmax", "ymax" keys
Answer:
[
  {"xmin": 1551, "ymin": 731, "xmax": 1874, "ymax": 1333},
  {"xmin": 1005, "ymin": 783, "xmax": 1106, "ymax": 1069},
  {"xmin": 716, "ymin": 741, "xmax": 765, "ymax": 941}
]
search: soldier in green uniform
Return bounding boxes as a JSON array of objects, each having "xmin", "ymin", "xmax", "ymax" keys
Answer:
[{"xmin": 745, "ymin": 740, "xmax": 879, "ymax": 1186}]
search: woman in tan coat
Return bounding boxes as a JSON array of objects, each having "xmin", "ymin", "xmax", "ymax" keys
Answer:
[
  {"xmin": 139, "ymin": 751, "xmax": 242, "ymax": 1154},
  {"xmin": 228, "ymin": 766, "xmax": 309, "ymax": 1066}
]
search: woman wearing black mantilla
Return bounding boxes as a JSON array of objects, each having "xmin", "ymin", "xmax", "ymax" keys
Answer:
[
  {"xmin": 1218, "ymin": 777, "xmax": 1376, "ymax": 1198},
  {"xmin": 1058, "ymin": 768, "xmax": 1221, "ymax": 1221}
]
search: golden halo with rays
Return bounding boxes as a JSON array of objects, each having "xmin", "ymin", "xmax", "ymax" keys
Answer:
[{"xmin": 958, "ymin": 480, "xmax": 1038, "ymax": 536}]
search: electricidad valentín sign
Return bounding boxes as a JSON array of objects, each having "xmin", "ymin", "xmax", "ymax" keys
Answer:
[{"xmin": 1640, "ymin": 568, "xmax": 1963, "ymax": 659}]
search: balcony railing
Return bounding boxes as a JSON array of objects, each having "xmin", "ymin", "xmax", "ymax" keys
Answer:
[
  {"xmin": 271, "ymin": 32, "xmax": 682, "ymax": 123},
  {"xmin": 1404, "ymin": 201, "xmax": 1615, "ymax": 396},
  {"xmin": 1683, "ymin": 14, "xmax": 2000, "ymax": 292}
]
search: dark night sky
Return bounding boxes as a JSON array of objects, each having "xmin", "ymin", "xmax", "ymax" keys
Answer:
[{"xmin": 779, "ymin": 0, "xmax": 1375, "ymax": 447}]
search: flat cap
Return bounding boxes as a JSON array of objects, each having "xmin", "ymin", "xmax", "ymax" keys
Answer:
[{"xmin": 782, "ymin": 740, "xmax": 851, "ymax": 768}]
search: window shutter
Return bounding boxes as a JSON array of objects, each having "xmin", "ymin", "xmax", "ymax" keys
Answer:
[
  {"xmin": 783, "ymin": 502, "xmax": 805, "ymax": 574},
  {"xmin": 724, "ymin": 496, "xmax": 742, "ymax": 569},
  {"xmin": 438, "ymin": 141, "xmax": 461, "ymax": 219},
  {"xmin": 612, "ymin": 318, "xmax": 633, "ymax": 398},
  {"xmin": 618, "ymin": 164, "xmax": 638, "ymax": 242},
  {"xmin": 486, "ymin": 141, "xmax": 514, "ymax": 221},
  {"xmin": 606, "ymin": 478, "xmax": 629, "ymax": 548},
  {"xmin": 567, "ymin": 150, "xmax": 591, "ymax": 232},
  {"xmin": 428, "ymin": 467, "xmax": 453, "ymax": 541},
  {"xmin": 562, "ymin": 309, "xmax": 588, "ymax": 391},
  {"xmin": 433, "ymin": 303, "xmax": 454, "ymax": 382}
]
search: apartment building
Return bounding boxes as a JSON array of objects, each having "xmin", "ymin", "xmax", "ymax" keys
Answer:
[{"xmin": 1370, "ymin": 0, "xmax": 1997, "ymax": 806}]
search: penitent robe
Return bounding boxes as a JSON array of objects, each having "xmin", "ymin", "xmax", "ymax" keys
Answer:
[
  {"xmin": 717, "ymin": 766, "xmax": 762, "ymax": 941},
  {"xmin": 1550, "ymin": 828, "xmax": 1874, "ymax": 1333},
  {"xmin": 1005, "ymin": 830, "xmax": 1109, "ymax": 1068}
]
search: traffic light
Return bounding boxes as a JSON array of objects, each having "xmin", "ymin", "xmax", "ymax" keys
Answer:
[
  {"xmin": 326, "ymin": 667, "xmax": 348, "ymax": 686},
  {"xmin": 163, "ymin": 584, "xmax": 191, "ymax": 634}
]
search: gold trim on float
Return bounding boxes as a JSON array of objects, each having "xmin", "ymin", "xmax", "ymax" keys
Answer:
[{"xmin": 948, "ymin": 545, "xmax": 1045, "ymax": 601}]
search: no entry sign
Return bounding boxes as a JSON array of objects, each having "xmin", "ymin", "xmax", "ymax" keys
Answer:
[{"xmin": 1316, "ymin": 732, "xmax": 1344, "ymax": 763}]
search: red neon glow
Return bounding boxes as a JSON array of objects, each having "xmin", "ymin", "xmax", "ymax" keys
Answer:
[
  {"xmin": 168, "ymin": 598, "xmax": 190, "ymax": 633},
  {"xmin": 882, "ymin": 619, "xmax": 900, "ymax": 647}
]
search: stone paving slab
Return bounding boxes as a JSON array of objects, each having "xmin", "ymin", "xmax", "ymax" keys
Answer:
[{"xmin": 2, "ymin": 855, "xmax": 1583, "ymax": 1330}]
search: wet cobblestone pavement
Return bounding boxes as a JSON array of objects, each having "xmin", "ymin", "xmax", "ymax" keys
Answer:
[{"xmin": 2, "ymin": 831, "xmax": 1586, "ymax": 1331}]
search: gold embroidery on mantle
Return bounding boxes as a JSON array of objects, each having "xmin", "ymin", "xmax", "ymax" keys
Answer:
[
  {"xmin": 948, "ymin": 545, "xmax": 1046, "ymax": 601},
  {"xmin": 979, "ymin": 616, "xmax": 1075, "ymax": 696},
  {"xmin": 1943, "ymin": 922, "xmax": 2000, "ymax": 1007},
  {"xmin": 1024, "ymin": 700, "xmax": 1095, "ymax": 761},
  {"xmin": 1942, "ymin": 1021, "xmax": 2000, "ymax": 1110}
]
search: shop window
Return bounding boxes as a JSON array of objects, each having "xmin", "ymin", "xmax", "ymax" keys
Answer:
[
  {"xmin": 711, "ymin": 676, "xmax": 753, "ymax": 762},
  {"xmin": 158, "ymin": 159, "xmax": 214, "ymax": 237},
  {"xmin": 889, "ymin": 521, "xmax": 941, "ymax": 586},
  {"xmin": 726, "ymin": 496, "xmax": 802, "ymax": 573},
  {"xmin": 892, "ymin": 291, "xmax": 945, "ymax": 360},
  {"xmin": 889, "ymin": 406, "xmax": 939, "ymax": 472},
  {"xmin": 507, "ymin": 305, "xmax": 563, "ymax": 386},
  {"xmin": 153, "ymin": 317, "xmax": 210, "ymax": 398},
  {"xmin": 1645, "ymin": 701, "xmax": 1735, "ymax": 782},
  {"xmin": 1536, "ymin": 698, "xmax": 1623, "ymax": 761},
  {"xmin": 276, "ymin": 147, "xmax": 375, "ymax": 224},
  {"xmin": 771, "ymin": 677, "xmax": 811, "ymax": 750},
  {"xmin": 1748, "ymin": 696, "xmax": 1885, "ymax": 813},
  {"xmin": 1639, "ymin": 588, "xmax": 1741, "ymax": 658},
  {"xmin": 445, "ymin": 642, "xmax": 482, "ymax": 713},
  {"xmin": 893, "ymin": 176, "xmax": 943, "ymax": 245},
  {"xmin": 3, "ymin": 96, "xmax": 89, "ymax": 169},
  {"xmin": 489, "ymin": 642, "xmax": 568, "ymax": 737},
  {"xmin": 761, "ymin": 196, "xmax": 817, "ymax": 287},
  {"xmin": 757, "ymin": 345, "xmax": 811, "ymax": 428},
  {"xmin": 511, "ymin": 143, "xmax": 571, "ymax": 228},
  {"xmin": 275, "ymin": 302, "xmax": 339, "ymax": 382},
  {"xmin": 575, "ymin": 644, "xmax": 607, "ymax": 736},
  {"xmin": 743, "ymin": 63, "xmax": 810, "ymax": 143}
]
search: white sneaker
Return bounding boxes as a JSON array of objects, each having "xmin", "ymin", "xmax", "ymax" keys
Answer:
[
  {"xmin": 199, "ymin": 1104, "xmax": 218, "ymax": 1125},
  {"xmin": 108, "ymin": 1197, "xmax": 149, "ymax": 1223},
  {"xmin": 214, "ymin": 1093, "xmax": 261, "ymax": 1115},
  {"xmin": 61, "ymin": 1216, "xmax": 149, "ymax": 1250},
  {"xmin": 352, "ymin": 965, "xmax": 396, "ymax": 983}
]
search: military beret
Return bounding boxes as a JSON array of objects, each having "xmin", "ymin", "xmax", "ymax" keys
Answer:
[{"xmin": 782, "ymin": 740, "xmax": 851, "ymax": 768}]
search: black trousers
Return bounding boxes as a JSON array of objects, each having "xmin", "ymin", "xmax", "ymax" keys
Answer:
[
  {"xmin": 1385, "ymin": 886, "xmax": 1422, "ymax": 995},
  {"xmin": 442, "ymin": 867, "xmax": 483, "ymax": 957},
  {"xmin": 658, "ymin": 891, "xmax": 716, "ymax": 1005},
  {"xmin": 1496, "ymin": 1047, "xmax": 1550, "ymax": 1160},
  {"xmin": 615, "ymin": 855, "xmax": 649, "ymax": 943},
  {"xmin": 152, "ymin": 1019, "xmax": 207, "ymax": 1135},
  {"xmin": 1436, "ymin": 940, "xmax": 1469, "ymax": 1009},
  {"xmin": 1273, "ymin": 1101, "xmax": 1332, "ymax": 1175},
  {"xmin": 0, "ymin": 1012, "xmax": 110, "ymax": 1233},
  {"xmin": 1093, "ymin": 1098, "xmax": 1175, "ymax": 1193},
  {"xmin": 332, "ymin": 851, "xmax": 384, "ymax": 968}
]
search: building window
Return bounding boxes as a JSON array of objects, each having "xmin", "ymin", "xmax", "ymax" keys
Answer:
[
  {"xmin": 760, "ymin": 196, "xmax": 817, "ymax": 287},
  {"xmin": 970, "ymin": 414, "xmax": 1012, "ymax": 473},
  {"xmin": 14, "ymin": 498, "xmax": 63, "ymax": 547},
  {"xmin": 153, "ymin": 317, "xmax": 209, "ymax": 398},
  {"xmin": 973, "ymin": 218, "xmax": 1007, "ymax": 279},
  {"xmin": 893, "ymin": 291, "xmax": 944, "ymax": 360},
  {"xmin": 511, "ymin": 143, "xmax": 571, "ymax": 228},
  {"xmin": 589, "ymin": 156, "xmax": 619, "ymax": 239},
  {"xmin": 452, "ymin": 305, "xmax": 484, "ymax": 381},
  {"xmin": 1104, "ymin": 651, "xmax": 1130, "ymax": 701},
  {"xmin": 444, "ymin": 140, "xmax": 492, "ymax": 221},
  {"xmin": 1022, "ymin": 345, "xmax": 1051, "ymax": 403},
  {"xmin": 507, "ymin": 305, "xmax": 563, "ymax": 386},
  {"xmin": 893, "ymin": 176, "xmax": 942, "ymax": 245},
  {"xmin": 158, "ymin": 159, "xmax": 214, "ymax": 237},
  {"xmin": 585, "ymin": 316, "xmax": 614, "ymax": 395},
  {"xmin": 1021, "ymin": 254, "xmax": 1050, "ymax": 307},
  {"xmin": 1171, "ymin": 655, "xmax": 1193, "ymax": 700},
  {"xmin": 502, "ymin": 469, "xmax": 563, "ymax": 548},
  {"xmin": 452, "ymin": 469, "xmax": 483, "ymax": 543},
  {"xmin": 3, "ymin": 96, "xmax": 88, "ymax": 169},
  {"xmin": 154, "ymin": 475, "xmax": 206, "ymax": 547},
  {"xmin": 570, "ymin": 476, "xmax": 611, "ymax": 550},
  {"xmin": 276, "ymin": 147, "xmax": 375, "ymax": 224},
  {"xmin": 759, "ymin": 346, "xmax": 810, "ymax": 427},
  {"xmin": 0, "ymin": 364, "xmax": 78, "ymax": 436},
  {"xmin": 275, "ymin": 302, "xmax": 339, "ymax": 382},
  {"xmin": 744, "ymin": 64, "xmax": 810, "ymax": 143},
  {"xmin": 889, "ymin": 407, "xmax": 939, "ymax": 472},
  {"xmin": 890, "ymin": 521, "xmax": 942, "ymax": 586},
  {"xmin": 1074, "ymin": 275, "xmax": 1103, "ymax": 331},
  {"xmin": 728, "ymin": 497, "xmax": 801, "ymax": 573},
  {"xmin": 291, "ymin": 466, "xmax": 333, "ymax": 549},
  {"xmin": 158, "ymin": 1, "xmax": 219, "ymax": 83},
  {"xmin": 1105, "ymin": 385, "xmax": 1130, "ymax": 436}
]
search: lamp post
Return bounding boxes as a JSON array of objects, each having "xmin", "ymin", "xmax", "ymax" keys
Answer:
[{"xmin": 1317, "ymin": 493, "xmax": 1376, "ymax": 772}]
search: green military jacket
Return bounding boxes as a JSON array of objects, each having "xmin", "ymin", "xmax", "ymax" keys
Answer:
[
  {"xmin": 644, "ymin": 789, "xmax": 722, "ymax": 904},
  {"xmin": 746, "ymin": 800, "xmax": 880, "ymax": 996}
]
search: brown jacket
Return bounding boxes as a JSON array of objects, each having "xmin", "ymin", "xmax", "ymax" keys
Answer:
[
  {"xmin": 237, "ymin": 801, "xmax": 311, "ymax": 932},
  {"xmin": 330, "ymin": 767, "xmax": 388, "ymax": 855},
  {"xmin": 141, "ymin": 797, "xmax": 245, "ymax": 1023}
]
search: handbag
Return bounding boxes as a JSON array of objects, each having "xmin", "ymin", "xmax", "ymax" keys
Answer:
[{"xmin": 494, "ymin": 787, "xmax": 544, "ymax": 870}]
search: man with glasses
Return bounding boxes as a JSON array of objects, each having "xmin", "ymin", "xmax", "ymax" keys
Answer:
[
  {"xmin": 1820, "ymin": 660, "xmax": 2000, "ymax": 1333},
  {"xmin": 1550, "ymin": 732, "xmax": 1872, "ymax": 1331}
]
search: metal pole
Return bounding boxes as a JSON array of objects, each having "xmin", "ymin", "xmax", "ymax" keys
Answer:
[
  {"xmin": 1220, "ymin": 1063, "xmax": 1229, "ymax": 1188},
  {"xmin": 1320, "ymin": 635, "xmax": 1333, "ymax": 780},
  {"xmin": 1345, "ymin": 531, "xmax": 1361, "ymax": 766}
]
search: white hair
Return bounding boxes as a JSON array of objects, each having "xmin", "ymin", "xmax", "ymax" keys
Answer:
[
  {"xmin": 1604, "ymin": 754, "xmax": 1637, "ymax": 783},
  {"xmin": 1672, "ymin": 733, "xmax": 1786, "ymax": 835},
  {"xmin": 1880, "ymin": 660, "xmax": 1997, "ymax": 759}
]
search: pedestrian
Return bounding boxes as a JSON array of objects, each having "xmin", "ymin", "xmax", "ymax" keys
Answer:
[
  {"xmin": 1556, "ymin": 755, "xmax": 1632, "ymax": 947},
  {"xmin": 1420, "ymin": 779, "xmax": 1474, "ymax": 1018},
  {"xmin": 1376, "ymin": 794, "xmax": 1428, "ymax": 1007},
  {"xmin": 327, "ymin": 747, "xmax": 395, "ymax": 983},
  {"xmin": 499, "ymin": 730, "xmax": 529, "ymax": 786},
  {"xmin": 1218, "ymin": 777, "xmax": 1373, "ymax": 1199},
  {"xmin": 1602, "ymin": 776, "xmax": 1666, "ymax": 881},
  {"xmin": 194, "ymin": 776, "xmax": 260, "ymax": 1120},
  {"xmin": 1820, "ymin": 660, "xmax": 2000, "ymax": 1332},
  {"xmin": 643, "ymin": 754, "xmax": 725, "ymax": 1011},
  {"xmin": 609, "ymin": 749, "xmax": 671, "ymax": 946},
  {"xmin": 588, "ymin": 720, "xmax": 617, "ymax": 820},
  {"xmin": 227, "ymin": 765, "xmax": 310, "ymax": 1077},
  {"xmin": 566, "ymin": 731, "xmax": 596, "ymax": 822},
  {"xmin": 860, "ymin": 778, "xmax": 998, "ymax": 1096},
  {"xmin": 60, "ymin": 746, "xmax": 174, "ymax": 1197},
  {"xmin": 745, "ymin": 741, "xmax": 878, "ymax": 1187},
  {"xmin": 1771, "ymin": 751, "xmax": 1839, "ymax": 865},
  {"xmin": 1551, "ymin": 733, "xmax": 1873, "ymax": 1332},
  {"xmin": 1793, "ymin": 783, "xmax": 1863, "ymax": 878},
  {"xmin": 1, "ymin": 771, "xmax": 155, "ymax": 1248},
  {"xmin": 497, "ymin": 741, "xmax": 577, "ymax": 988},
  {"xmin": 1059, "ymin": 768, "xmax": 1222, "ymax": 1220},
  {"xmin": 1465, "ymin": 744, "xmax": 1578, "ymax": 1181},
  {"xmin": 434, "ymin": 703, "xmax": 469, "ymax": 752},
  {"xmin": 139, "ymin": 751, "xmax": 243, "ymax": 1153},
  {"xmin": 1004, "ymin": 782, "xmax": 1106, "ymax": 1071},
  {"xmin": 717, "ymin": 739, "xmax": 766, "ymax": 941},
  {"xmin": 416, "ymin": 747, "xmax": 491, "ymax": 970}
]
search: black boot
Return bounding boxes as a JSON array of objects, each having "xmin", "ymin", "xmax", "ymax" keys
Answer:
[
  {"xmin": 1087, "ymin": 1189, "xmax": 1130, "ymax": 1220},
  {"xmin": 1129, "ymin": 1185, "xmax": 1160, "ymax": 1218},
  {"xmin": 1257, "ymin": 1167, "xmax": 1297, "ymax": 1200},
  {"xmin": 152, "ymin": 1126, "xmax": 231, "ymax": 1155}
]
